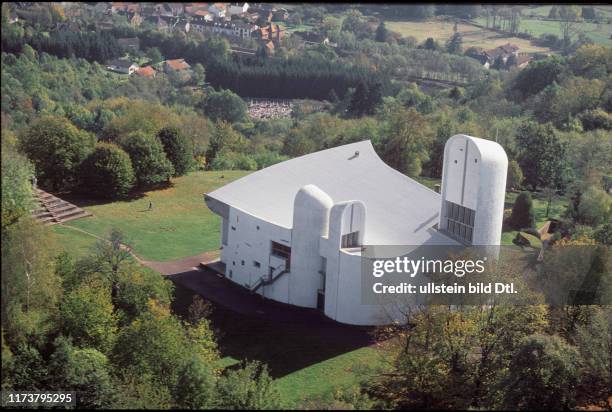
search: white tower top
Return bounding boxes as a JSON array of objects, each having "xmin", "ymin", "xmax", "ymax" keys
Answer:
[{"xmin": 439, "ymin": 134, "xmax": 508, "ymax": 246}]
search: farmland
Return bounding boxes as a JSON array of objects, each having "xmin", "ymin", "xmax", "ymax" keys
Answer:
[{"xmin": 386, "ymin": 19, "xmax": 552, "ymax": 53}]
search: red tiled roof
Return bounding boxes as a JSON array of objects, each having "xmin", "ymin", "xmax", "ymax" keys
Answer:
[
  {"xmin": 165, "ymin": 59, "xmax": 191, "ymax": 71},
  {"xmin": 136, "ymin": 66, "xmax": 156, "ymax": 77}
]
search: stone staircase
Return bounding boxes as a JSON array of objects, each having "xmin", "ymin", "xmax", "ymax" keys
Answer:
[{"xmin": 32, "ymin": 189, "xmax": 92, "ymax": 225}]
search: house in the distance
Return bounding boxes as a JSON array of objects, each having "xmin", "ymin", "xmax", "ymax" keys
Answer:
[
  {"xmin": 255, "ymin": 23, "xmax": 285, "ymax": 46},
  {"xmin": 135, "ymin": 66, "xmax": 157, "ymax": 78},
  {"xmin": 106, "ymin": 58, "xmax": 139, "ymax": 75},
  {"xmin": 228, "ymin": 2, "xmax": 249, "ymax": 16},
  {"xmin": 483, "ymin": 43, "xmax": 520, "ymax": 68},
  {"xmin": 209, "ymin": 3, "xmax": 227, "ymax": 18},
  {"xmin": 164, "ymin": 58, "xmax": 191, "ymax": 73}
]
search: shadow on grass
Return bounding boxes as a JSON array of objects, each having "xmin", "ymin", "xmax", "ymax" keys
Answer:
[
  {"xmin": 59, "ymin": 181, "xmax": 175, "ymax": 208},
  {"xmin": 169, "ymin": 269, "xmax": 376, "ymax": 379}
]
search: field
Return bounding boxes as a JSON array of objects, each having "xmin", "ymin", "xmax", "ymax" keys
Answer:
[
  {"xmin": 386, "ymin": 19, "xmax": 552, "ymax": 53},
  {"xmin": 53, "ymin": 170, "xmax": 250, "ymax": 261},
  {"xmin": 473, "ymin": 17, "xmax": 612, "ymax": 47}
]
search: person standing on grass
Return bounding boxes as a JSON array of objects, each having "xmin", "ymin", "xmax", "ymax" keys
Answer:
[{"xmin": 149, "ymin": 201, "xmax": 153, "ymax": 210}]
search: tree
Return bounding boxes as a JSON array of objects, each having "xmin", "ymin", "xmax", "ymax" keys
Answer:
[
  {"xmin": 423, "ymin": 37, "xmax": 440, "ymax": 51},
  {"xmin": 1, "ymin": 140, "xmax": 34, "ymax": 231},
  {"xmin": 576, "ymin": 186, "xmax": 611, "ymax": 226},
  {"xmin": 510, "ymin": 192, "xmax": 536, "ymax": 229},
  {"xmin": 216, "ymin": 361, "xmax": 281, "ymax": 409},
  {"xmin": 18, "ymin": 115, "xmax": 95, "ymax": 191},
  {"xmin": 558, "ymin": 6, "xmax": 581, "ymax": 53},
  {"xmin": 145, "ymin": 47, "xmax": 163, "ymax": 64},
  {"xmin": 512, "ymin": 57, "xmax": 566, "ymax": 98},
  {"xmin": 375, "ymin": 21, "xmax": 389, "ymax": 43},
  {"xmin": 506, "ymin": 160, "xmax": 523, "ymax": 190},
  {"xmin": 502, "ymin": 334, "xmax": 579, "ymax": 410},
  {"xmin": 112, "ymin": 301, "xmax": 218, "ymax": 389},
  {"xmin": 60, "ymin": 279, "xmax": 118, "ymax": 354},
  {"xmin": 115, "ymin": 262, "xmax": 173, "ymax": 325},
  {"xmin": 205, "ymin": 121, "xmax": 247, "ymax": 169},
  {"xmin": 378, "ymin": 107, "xmax": 432, "ymax": 177},
  {"xmin": 79, "ymin": 143, "xmax": 135, "ymax": 199},
  {"xmin": 192, "ymin": 63, "xmax": 205, "ymax": 85},
  {"xmin": 515, "ymin": 121, "xmax": 571, "ymax": 190},
  {"xmin": 446, "ymin": 32, "xmax": 463, "ymax": 54},
  {"xmin": 199, "ymin": 89, "xmax": 247, "ymax": 123},
  {"xmin": 48, "ymin": 336, "xmax": 115, "ymax": 408},
  {"xmin": 157, "ymin": 127, "xmax": 193, "ymax": 177},
  {"xmin": 1, "ymin": 217, "xmax": 60, "ymax": 349},
  {"xmin": 173, "ymin": 356, "xmax": 217, "ymax": 409},
  {"xmin": 119, "ymin": 132, "xmax": 174, "ymax": 187},
  {"xmin": 574, "ymin": 306, "xmax": 612, "ymax": 391}
]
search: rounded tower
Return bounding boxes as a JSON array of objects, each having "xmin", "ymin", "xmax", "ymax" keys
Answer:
[
  {"xmin": 439, "ymin": 134, "xmax": 508, "ymax": 246},
  {"xmin": 290, "ymin": 184, "xmax": 333, "ymax": 308}
]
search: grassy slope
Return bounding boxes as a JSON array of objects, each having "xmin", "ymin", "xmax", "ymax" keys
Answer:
[
  {"xmin": 53, "ymin": 170, "xmax": 249, "ymax": 261},
  {"xmin": 473, "ymin": 17, "xmax": 612, "ymax": 46},
  {"xmin": 274, "ymin": 346, "xmax": 386, "ymax": 407},
  {"xmin": 386, "ymin": 19, "xmax": 551, "ymax": 53}
]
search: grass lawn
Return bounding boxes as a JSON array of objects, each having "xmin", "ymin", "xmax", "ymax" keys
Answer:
[
  {"xmin": 502, "ymin": 191, "xmax": 568, "ymax": 247},
  {"xmin": 53, "ymin": 170, "xmax": 249, "ymax": 262},
  {"xmin": 386, "ymin": 19, "xmax": 552, "ymax": 53},
  {"xmin": 52, "ymin": 224, "xmax": 100, "ymax": 258},
  {"xmin": 274, "ymin": 346, "xmax": 386, "ymax": 407}
]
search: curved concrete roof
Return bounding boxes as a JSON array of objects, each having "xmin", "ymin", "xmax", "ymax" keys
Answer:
[{"xmin": 206, "ymin": 140, "xmax": 458, "ymax": 246}]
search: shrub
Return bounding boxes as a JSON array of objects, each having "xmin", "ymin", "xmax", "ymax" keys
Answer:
[
  {"xmin": 510, "ymin": 192, "xmax": 536, "ymax": 229},
  {"xmin": 79, "ymin": 143, "xmax": 135, "ymax": 198},
  {"xmin": 506, "ymin": 160, "xmax": 524, "ymax": 190},
  {"xmin": 18, "ymin": 115, "xmax": 95, "ymax": 191},
  {"xmin": 157, "ymin": 127, "xmax": 193, "ymax": 177},
  {"xmin": 578, "ymin": 109, "xmax": 612, "ymax": 131},
  {"xmin": 210, "ymin": 152, "xmax": 258, "ymax": 171},
  {"xmin": 577, "ymin": 186, "xmax": 612, "ymax": 226},
  {"xmin": 502, "ymin": 334, "xmax": 579, "ymax": 410},
  {"xmin": 119, "ymin": 132, "xmax": 174, "ymax": 187}
]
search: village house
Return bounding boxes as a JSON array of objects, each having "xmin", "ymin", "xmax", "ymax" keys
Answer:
[
  {"xmin": 164, "ymin": 3, "xmax": 185, "ymax": 16},
  {"xmin": 255, "ymin": 23, "xmax": 285, "ymax": 46},
  {"xmin": 127, "ymin": 11, "xmax": 143, "ymax": 26},
  {"xmin": 106, "ymin": 58, "xmax": 139, "ymax": 75},
  {"xmin": 483, "ymin": 43, "xmax": 520, "ymax": 67},
  {"xmin": 515, "ymin": 54, "xmax": 533, "ymax": 69},
  {"xmin": 228, "ymin": 2, "xmax": 249, "ymax": 16},
  {"xmin": 208, "ymin": 3, "xmax": 227, "ymax": 18},
  {"xmin": 111, "ymin": 2, "xmax": 140, "ymax": 14},
  {"xmin": 164, "ymin": 58, "xmax": 191, "ymax": 73},
  {"xmin": 135, "ymin": 65, "xmax": 157, "ymax": 78}
]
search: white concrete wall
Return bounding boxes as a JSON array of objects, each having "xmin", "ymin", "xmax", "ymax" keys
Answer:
[
  {"xmin": 290, "ymin": 185, "xmax": 333, "ymax": 308},
  {"xmin": 220, "ymin": 206, "xmax": 292, "ymax": 303},
  {"xmin": 323, "ymin": 201, "xmax": 373, "ymax": 324},
  {"xmin": 440, "ymin": 134, "xmax": 507, "ymax": 246}
]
